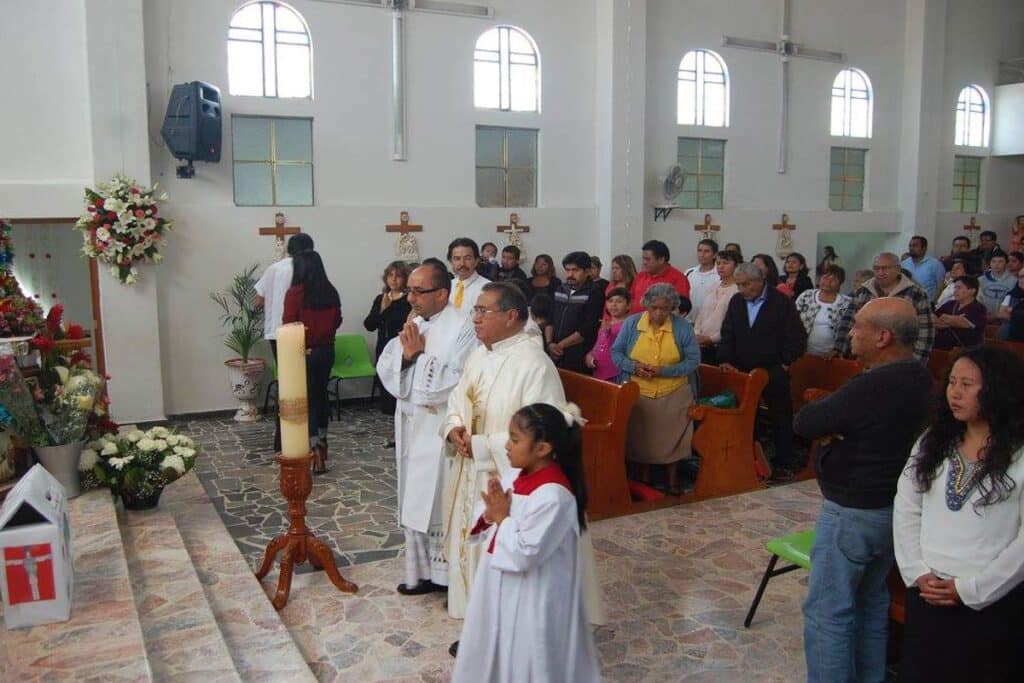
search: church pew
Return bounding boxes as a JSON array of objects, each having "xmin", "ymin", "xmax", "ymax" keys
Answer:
[
  {"xmin": 789, "ymin": 354, "xmax": 864, "ymax": 413},
  {"xmin": 684, "ymin": 365, "xmax": 769, "ymax": 502},
  {"xmin": 987, "ymin": 338, "xmax": 1024, "ymax": 361},
  {"xmin": 557, "ymin": 369, "xmax": 639, "ymax": 520},
  {"xmin": 927, "ymin": 348, "xmax": 958, "ymax": 385}
]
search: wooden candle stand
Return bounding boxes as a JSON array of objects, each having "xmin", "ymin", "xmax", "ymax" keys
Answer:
[{"xmin": 255, "ymin": 452, "xmax": 358, "ymax": 610}]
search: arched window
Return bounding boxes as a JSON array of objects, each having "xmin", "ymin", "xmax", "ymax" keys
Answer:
[
  {"xmin": 474, "ymin": 26, "xmax": 540, "ymax": 112},
  {"xmin": 830, "ymin": 68, "xmax": 873, "ymax": 138},
  {"xmin": 955, "ymin": 85, "xmax": 990, "ymax": 147},
  {"xmin": 228, "ymin": 1, "xmax": 312, "ymax": 98},
  {"xmin": 677, "ymin": 49, "xmax": 729, "ymax": 127}
]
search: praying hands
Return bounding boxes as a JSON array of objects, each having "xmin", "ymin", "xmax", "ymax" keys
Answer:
[
  {"xmin": 481, "ymin": 477, "xmax": 511, "ymax": 526},
  {"xmin": 915, "ymin": 572, "xmax": 961, "ymax": 607}
]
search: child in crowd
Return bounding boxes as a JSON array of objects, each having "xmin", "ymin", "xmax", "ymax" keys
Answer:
[
  {"xmin": 529, "ymin": 293, "xmax": 554, "ymax": 346},
  {"xmin": 585, "ymin": 287, "xmax": 631, "ymax": 381},
  {"xmin": 452, "ymin": 403, "xmax": 600, "ymax": 683}
]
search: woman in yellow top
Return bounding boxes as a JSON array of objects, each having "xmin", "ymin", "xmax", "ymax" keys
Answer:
[{"xmin": 611, "ymin": 283, "xmax": 702, "ymax": 494}]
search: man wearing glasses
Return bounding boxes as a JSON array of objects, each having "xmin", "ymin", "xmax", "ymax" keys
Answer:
[
  {"xmin": 832, "ymin": 252, "xmax": 935, "ymax": 362},
  {"xmin": 377, "ymin": 262, "xmax": 479, "ymax": 598}
]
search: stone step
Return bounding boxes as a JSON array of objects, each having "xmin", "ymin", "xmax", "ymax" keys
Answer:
[
  {"xmin": 120, "ymin": 508, "xmax": 240, "ymax": 682},
  {"xmin": 0, "ymin": 489, "xmax": 152, "ymax": 681},
  {"xmin": 162, "ymin": 473, "xmax": 315, "ymax": 682}
]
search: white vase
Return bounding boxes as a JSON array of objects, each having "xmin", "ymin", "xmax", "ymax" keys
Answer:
[
  {"xmin": 225, "ymin": 358, "xmax": 266, "ymax": 422},
  {"xmin": 33, "ymin": 442, "xmax": 84, "ymax": 499}
]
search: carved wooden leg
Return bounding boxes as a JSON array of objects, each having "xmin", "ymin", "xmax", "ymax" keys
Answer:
[
  {"xmin": 255, "ymin": 535, "xmax": 289, "ymax": 580},
  {"xmin": 271, "ymin": 538, "xmax": 300, "ymax": 610},
  {"xmin": 308, "ymin": 535, "xmax": 359, "ymax": 593}
]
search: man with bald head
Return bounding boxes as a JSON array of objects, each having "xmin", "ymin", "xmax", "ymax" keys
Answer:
[
  {"xmin": 833, "ymin": 252, "xmax": 934, "ymax": 361},
  {"xmin": 795, "ymin": 297, "xmax": 933, "ymax": 683}
]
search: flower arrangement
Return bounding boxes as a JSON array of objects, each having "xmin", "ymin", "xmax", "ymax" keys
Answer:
[
  {"xmin": 74, "ymin": 174, "xmax": 173, "ymax": 285},
  {"xmin": 79, "ymin": 426, "xmax": 200, "ymax": 505},
  {"xmin": 0, "ymin": 219, "xmax": 45, "ymax": 338}
]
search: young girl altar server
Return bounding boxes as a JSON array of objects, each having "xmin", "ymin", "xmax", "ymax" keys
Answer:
[{"xmin": 452, "ymin": 403, "xmax": 600, "ymax": 683}]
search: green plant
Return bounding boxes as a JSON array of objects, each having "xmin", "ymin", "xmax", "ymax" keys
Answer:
[{"xmin": 210, "ymin": 264, "xmax": 264, "ymax": 363}]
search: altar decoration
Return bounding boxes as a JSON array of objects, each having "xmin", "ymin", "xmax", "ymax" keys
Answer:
[
  {"xmin": 74, "ymin": 174, "xmax": 173, "ymax": 285},
  {"xmin": 0, "ymin": 220, "xmax": 45, "ymax": 339}
]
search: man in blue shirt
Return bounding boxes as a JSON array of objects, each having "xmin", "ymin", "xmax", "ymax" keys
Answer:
[{"xmin": 901, "ymin": 235, "xmax": 946, "ymax": 300}]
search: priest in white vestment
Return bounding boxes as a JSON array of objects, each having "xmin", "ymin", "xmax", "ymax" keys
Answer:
[
  {"xmin": 377, "ymin": 263, "xmax": 478, "ymax": 593},
  {"xmin": 442, "ymin": 282, "xmax": 605, "ymax": 626},
  {"xmin": 447, "ymin": 238, "xmax": 490, "ymax": 319}
]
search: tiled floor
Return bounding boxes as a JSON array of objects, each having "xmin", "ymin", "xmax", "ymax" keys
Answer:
[{"xmin": 175, "ymin": 406, "xmax": 824, "ymax": 681}]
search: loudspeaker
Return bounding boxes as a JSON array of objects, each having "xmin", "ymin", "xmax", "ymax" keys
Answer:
[{"xmin": 161, "ymin": 81, "xmax": 222, "ymax": 164}]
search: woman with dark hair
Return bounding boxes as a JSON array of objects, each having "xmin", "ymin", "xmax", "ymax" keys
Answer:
[
  {"xmin": 778, "ymin": 252, "xmax": 813, "ymax": 298},
  {"xmin": 933, "ymin": 275, "xmax": 988, "ymax": 350},
  {"xmin": 894, "ymin": 347, "xmax": 1024, "ymax": 682},
  {"xmin": 526, "ymin": 254, "xmax": 561, "ymax": 302},
  {"xmin": 724, "ymin": 242, "xmax": 744, "ymax": 260},
  {"xmin": 364, "ymin": 261, "xmax": 412, "ymax": 417},
  {"xmin": 815, "ymin": 245, "xmax": 841, "ymax": 281},
  {"xmin": 283, "ymin": 250, "xmax": 343, "ymax": 474},
  {"xmin": 608, "ymin": 254, "xmax": 641, "ymax": 315},
  {"xmin": 751, "ymin": 253, "xmax": 781, "ymax": 288},
  {"xmin": 453, "ymin": 402, "xmax": 599, "ymax": 682},
  {"xmin": 795, "ymin": 264, "xmax": 851, "ymax": 356}
]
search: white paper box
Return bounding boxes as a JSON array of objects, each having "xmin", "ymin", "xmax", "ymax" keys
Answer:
[{"xmin": 0, "ymin": 464, "xmax": 73, "ymax": 629}]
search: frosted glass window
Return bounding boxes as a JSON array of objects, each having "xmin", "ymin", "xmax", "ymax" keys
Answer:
[
  {"xmin": 232, "ymin": 116, "xmax": 314, "ymax": 206},
  {"xmin": 474, "ymin": 26, "xmax": 540, "ymax": 112},
  {"xmin": 677, "ymin": 50, "xmax": 730, "ymax": 127},
  {"xmin": 476, "ymin": 126, "xmax": 538, "ymax": 207},
  {"xmin": 829, "ymin": 147, "xmax": 866, "ymax": 211},
  {"xmin": 954, "ymin": 85, "xmax": 990, "ymax": 147},
  {"xmin": 830, "ymin": 68, "xmax": 873, "ymax": 138},
  {"xmin": 952, "ymin": 156, "xmax": 981, "ymax": 213},
  {"xmin": 228, "ymin": 1, "xmax": 312, "ymax": 98},
  {"xmin": 676, "ymin": 137, "xmax": 725, "ymax": 209}
]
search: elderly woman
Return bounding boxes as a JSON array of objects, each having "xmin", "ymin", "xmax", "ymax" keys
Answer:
[
  {"xmin": 795, "ymin": 264, "xmax": 852, "ymax": 357},
  {"xmin": 894, "ymin": 347, "xmax": 1024, "ymax": 682},
  {"xmin": 611, "ymin": 282, "xmax": 701, "ymax": 495},
  {"xmin": 933, "ymin": 274, "xmax": 988, "ymax": 350}
]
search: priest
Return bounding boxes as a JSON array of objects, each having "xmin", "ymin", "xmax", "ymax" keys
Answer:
[
  {"xmin": 442, "ymin": 282, "xmax": 605, "ymax": 630},
  {"xmin": 377, "ymin": 262, "xmax": 479, "ymax": 595}
]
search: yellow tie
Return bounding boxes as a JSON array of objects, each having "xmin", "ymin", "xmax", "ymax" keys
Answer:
[{"xmin": 454, "ymin": 280, "xmax": 465, "ymax": 309}]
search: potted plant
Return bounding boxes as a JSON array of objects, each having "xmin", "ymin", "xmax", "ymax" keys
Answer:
[
  {"xmin": 79, "ymin": 426, "xmax": 201, "ymax": 510},
  {"xmin": 211, "ymin": 264, "xmax": 266, "ymax": 422}
]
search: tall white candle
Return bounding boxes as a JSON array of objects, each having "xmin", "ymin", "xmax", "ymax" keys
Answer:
[{"xmin": 276, "ymin": 322, "xmax": 309, "ymax": 458}]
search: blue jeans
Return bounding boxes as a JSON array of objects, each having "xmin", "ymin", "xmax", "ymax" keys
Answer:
[{"xmin": 803, "ymin": 499, "xmax": 894, "ymax": 683}]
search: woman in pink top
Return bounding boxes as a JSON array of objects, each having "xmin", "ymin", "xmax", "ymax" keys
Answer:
[
  {"xmin": 692, "ymin": 249, "xmax": 741, "ymax": 366},
  {"xmin": 586, "ymin": 287, "xmax": 631, "ymax": 381}
]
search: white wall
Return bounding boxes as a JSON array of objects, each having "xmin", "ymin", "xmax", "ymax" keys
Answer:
[
  {"xmin": 642, "ymin": 0, "xmax": 907, "ymax": 268},
  {"xmin": 0, "ymin": 0, "xmax": 93, "ymax": 216},
  {"xmin": 143, "ymin": 0, "xmax": 601, "ymax": 413}
]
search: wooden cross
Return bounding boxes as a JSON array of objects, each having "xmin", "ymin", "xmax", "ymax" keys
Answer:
[
  {"xmin": 386, "ymin": 211, "xmax": 422, "ymax": 262},
  {"xmin": 773, "ymin": 213, "xmax": 796, "ymax": 258},
  {"xmin": 772, "ymin": 213, "xmax": 797, "ymax": 232},
  {"xmin": 385, "ymin": 211, "xmax": 422, "ymax": 235},
  {"xmin": 259, "ymin": 212, "xmax": 301, "ymax": 260},
  {"xmin": 963, "ymin": 216, "xmax": 981, "ymax": 237},
  {"xmin": 694, "ymin": 213, "xmax": 721, "ymax": 240},
  {"xmin": 497, "ymin": 212, "xmax": 530, "ymax": 234}
]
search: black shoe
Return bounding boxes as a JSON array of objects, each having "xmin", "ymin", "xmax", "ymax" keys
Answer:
[
  {"xmin": 448, "ymin": 641, "xmax": 459, "ymax": 658},
  {"xmin": 396, "ymin": 580, "xmax": 446, "ymax": 596}
]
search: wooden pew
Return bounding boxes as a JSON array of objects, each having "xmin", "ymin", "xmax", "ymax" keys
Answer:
[
  {"xmin": 987, "ymin": 338, "xmax": 1024, "ymax": 361},
  {"xmin": 927, "ymin": 348, "xmax": 957, "ymax": 385},
  {"xmin": 557, "ymin": 369, "xmax": 639, "ymax": 520},
  {"xmin": 685, "ymin": 365, "xmax": 769, "ymax": 502},
  {"xmin": 789, "ymin": 354, "xmax": 864, "ymax": 413}
]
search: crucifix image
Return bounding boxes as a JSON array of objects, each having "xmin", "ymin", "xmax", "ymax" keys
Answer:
[
  {"xmin": 722, "ymin": 0, "xmax": 845, "ymax": 173},
  {"xmin": 773, "ymin": 213, "xmax": 797, "ymax": 258},
  {"xmin": 386, "ymin": 211, "xmax": 423, "ymax": 263},
  {"xmin": 258, "ymin": 212, "xmax": 301, "ymax": 261},
  {"xmin": 694, "ymin": 213, "xmax": 721, "ymax": 241},
  {"xmin": 497, "ymin": 212, "xmax": 530, "ymax": 260},
  {"xmin": 963, "ymin": 216, "xmax": 981, "ymax": 245}
]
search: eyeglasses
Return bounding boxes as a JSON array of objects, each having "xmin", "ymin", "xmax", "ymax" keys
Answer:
[
  {"xmin": 873, "ymin": 265, "xmax": 898, "ymax": 271},
  {"xmin": 408, "ymin": 287, "xmax": 442, "ymax": 296},
  {"xmin": 471, "ymin": 306, "xmax": 504, "ymax": 317}
]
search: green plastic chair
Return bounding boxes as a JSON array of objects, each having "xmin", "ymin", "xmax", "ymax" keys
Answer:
[
  {"xmin": 327, "ymin": 335, "xmax": 377, "ymax": 419},
  {"xmin": 743, "ymin": 529, "xmax": 814, "ymax": 628},
  {"xmin": 261, "ymin": 357, "xmax": 279, "ymax": 416}
]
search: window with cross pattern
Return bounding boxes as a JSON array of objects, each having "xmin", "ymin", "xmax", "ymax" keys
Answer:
[
  {"xmin": 228, "ymin": 1, "xmax": 312, "ymax": 99},
  {"xmin": 830, "ymin": 68, "xmax": 873, "ymax": 138},
  {"xmin": 954, "ymin": 85, "xmax": 990, "ymax": 148},
  {"xmin": 474, "ymin": 26, "xmax": 540, "ymax": 112},
  {"xmin": 677, "ymin": 49, "xmax": 729, "ymax": 127}
]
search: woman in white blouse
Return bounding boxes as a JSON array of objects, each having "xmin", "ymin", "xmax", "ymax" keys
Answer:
[
  {"xmin": 793, "ymin": 264, "xmax": 852, "ymax": 357},
  {"xmin": 692, "ymin": 248, "xmax": 741, "ymax": 366},
  {"xmin": 894, "ymin": 346, "xmax": 1024, "ymax": 682}
]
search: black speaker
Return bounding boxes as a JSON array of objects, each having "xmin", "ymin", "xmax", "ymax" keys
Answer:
[{"xmin": 161, "ymin": 81, "xmax": 222, "ymax": 165}]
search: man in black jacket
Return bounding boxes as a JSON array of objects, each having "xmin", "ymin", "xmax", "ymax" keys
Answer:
[
  {"xmin": 549, "ymin": 251, "xmax": 606, "ymax": 373},
  {"xmin": 718, "ymin": 262, "xmax": 807, "ymax": 474},
  {"xmin": 794, "ymin": 297, "xmax": 932, "ymax": 683}
]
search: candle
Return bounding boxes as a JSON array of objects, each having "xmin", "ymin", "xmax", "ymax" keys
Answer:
[{"xmin": 276, "ymin": 322, "xmax": 309, "ymax": 458}]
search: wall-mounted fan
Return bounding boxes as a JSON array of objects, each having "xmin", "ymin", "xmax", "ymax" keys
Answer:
[{"xmin": 663, "ymin": 165, "xmax": 686, "ymax": 201}]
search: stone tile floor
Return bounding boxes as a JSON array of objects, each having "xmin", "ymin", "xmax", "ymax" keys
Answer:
[{"xmin": 172, "ymin": 405, "xmax": 834, "ymax": 681}]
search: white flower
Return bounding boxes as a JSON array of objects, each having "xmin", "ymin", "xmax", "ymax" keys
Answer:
[
  {"xmin": 108, "ymin": 455, "xmax": 134, "ymax": 470},
  {"xmin": 153, "ymin": 439, "xmax": 168, "ymax": 451},
  {"xmin": 126, "ymin": 430, "xmax": 144, "ymax": 442},
  {"xmin": 160, "ymin": 454, "xmax": 186, "ymax": 475},
  {"xmin": 100, "ymin": 441, "xmax": 119, "ymax": 456},
  {"xmin": 148, "ymin": 426, "xmax": 170, "ymax": 439},
  {"xmin": 137, "ymin": 438, "xmax": 158, "ymax": 452},
  {"xmin": 78, "ymin": 449, "xmax": 98, "ymax": 471},
  {"xmin": 173, "ymin": 446, "xmax": 196, "ymax": 459},
  {"xmin": 152, "ymin": 252, "xmax": 163, "ymax": 263},
  {"xmin": 177, "ymin": 436, "xmax": 194, "ymax": 448},
  {"xmin": 165, "ymin": 434, "xmax": 180, "ymax": 446},
  {"xmin": 126, "ymin": 269, "xmax": 139, "ymax": 285}
]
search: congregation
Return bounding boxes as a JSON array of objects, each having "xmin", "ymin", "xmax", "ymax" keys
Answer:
[{"xmin": 256, "ymin": 224, "xmax": 1024, "ymax": 682}]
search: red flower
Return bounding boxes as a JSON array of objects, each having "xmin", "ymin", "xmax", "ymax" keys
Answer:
[
  {"xmin": 95, "ymin": 198, "xmax": 105, "ymax": 209},
  {"xmin": 134, "ymin": 209, "xmax": 145, "ymax": 219},
  {"xmin": 66, "ymin": 323, "xmax": 85, "ymax": 340},
  {"xmin": 30, "ymin": 336, "xmax": 54, "ymax": 352},
  {"xmin": 106, "ymin": 212, "xmax": 116, "ymax": 221},
  {"xmin": 130, "ymin": 187, "xmax": 140, "ymax": 194},
  {"xmin": 46, "ymin": 304, "xmax": 64, "ymax": 333},
  {"xmin": 150, "ymin": 206, "xmax": 158, "ymax": 216}
]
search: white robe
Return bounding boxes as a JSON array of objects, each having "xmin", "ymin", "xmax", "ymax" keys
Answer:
[
  {"xmin": 453, "ymin": 469, "xmax": 601, "ymax": 683},
  {"xmin": 448, "ymin": 271, "xmax": 490, "ymax": 319},
  {"xmin": 377, "ymin": 305, "xmax": 478, "ymax": 584}
]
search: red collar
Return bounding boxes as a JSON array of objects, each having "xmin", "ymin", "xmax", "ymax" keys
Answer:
[{"xmin": 513, "ymin": 464, "xmax": 573, "ymax": 496}]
